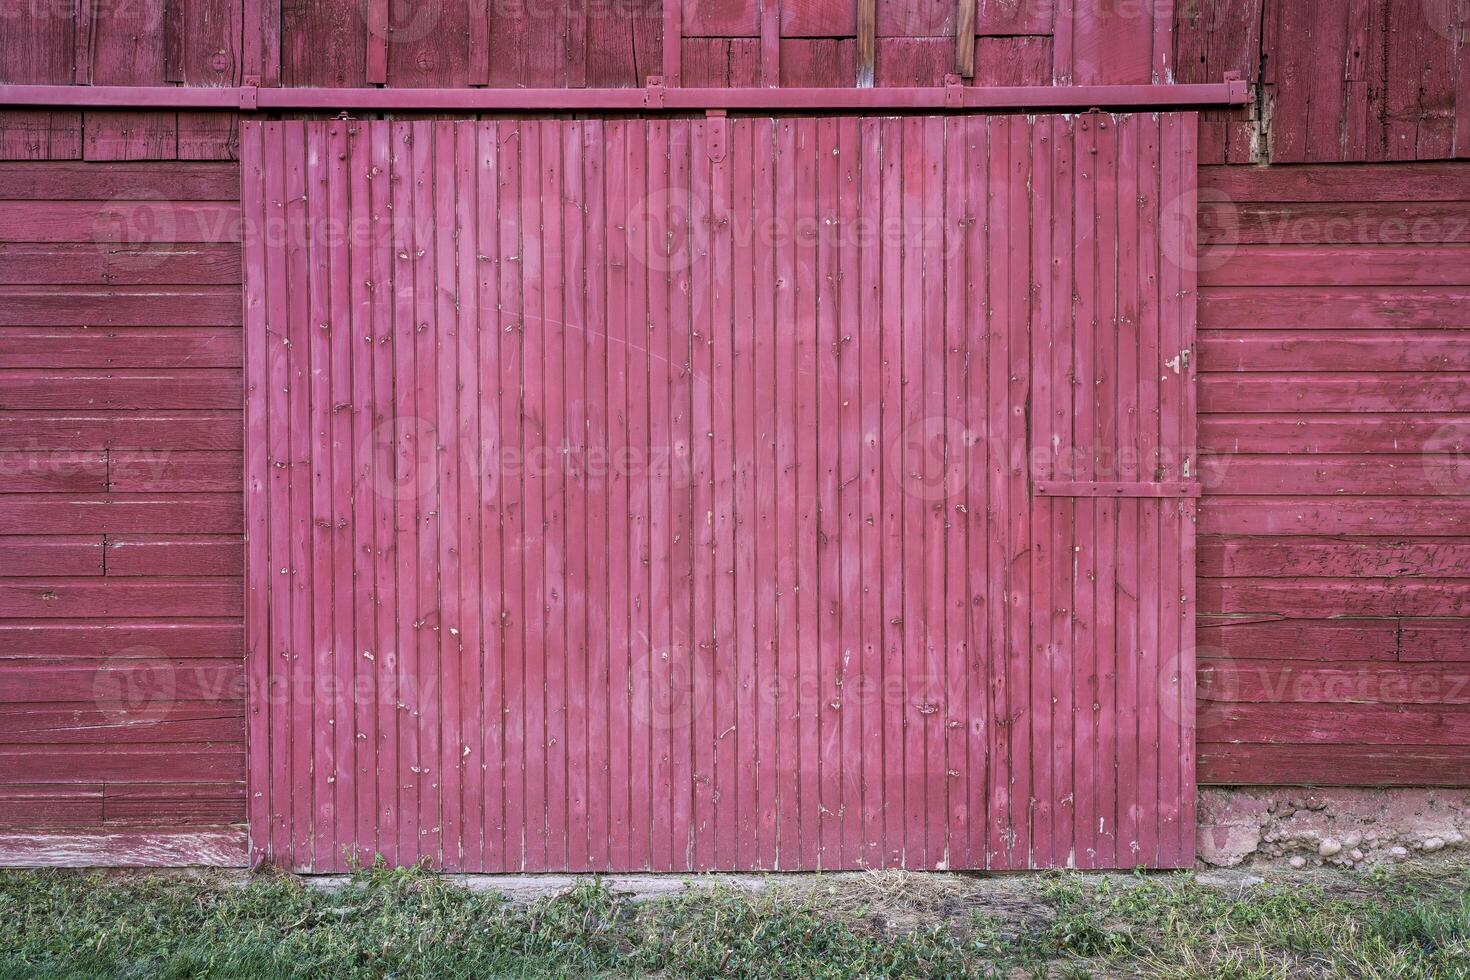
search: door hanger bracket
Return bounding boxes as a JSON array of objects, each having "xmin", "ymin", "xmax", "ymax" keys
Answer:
[{"xmin": 706, "ymin": 109, "xmax": 727, "ymax": 163}]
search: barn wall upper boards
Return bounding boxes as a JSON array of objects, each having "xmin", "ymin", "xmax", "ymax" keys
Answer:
[
  {"xmin": 241, "ymin": 113, "xmax": 1200, "ymax": 873},
  {"xmin": 4, "ymin": 0, "xmax": 1469, "ymax": 163},
  {"xmin": 1177, "ymin": 0, "xmax": 1470, "ymax": 164}
]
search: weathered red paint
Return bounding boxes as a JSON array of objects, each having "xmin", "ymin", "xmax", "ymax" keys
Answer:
[
  {"xmin": 1197, "ymin": 161, "xmax": 1470, "ymax": 788},
  {"xmin": 0, "ymin": 162, "xmax": 246, "ymax": 842},
  {"xmin": 3, "ymin": 0, "xmax": 1469, "ymax": 872},
  {"xmin": 242, "ymin": 113, "xmax": 1198, "ymax": 873}
]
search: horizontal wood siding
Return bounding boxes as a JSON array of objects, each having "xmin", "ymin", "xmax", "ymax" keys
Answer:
[
  {"xmin": 0, "ymin": 163, "xmax": 245, "ymax": 839},
  {"xmin": 1197, "ymin": 162, "xmax": 1470, "ymax": 787}
]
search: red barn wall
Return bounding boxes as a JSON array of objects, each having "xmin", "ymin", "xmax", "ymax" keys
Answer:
[
  {"xmin": 1195, "ymin": 161, "xmax": 1470, "ymax": 786},
  {"xmin": 0, "ymin": 1, "xmax": 1467, "ymax": 854},
  {"xmin": 0, "ymin": 163, "xmax": 246, "ymax": 843}
]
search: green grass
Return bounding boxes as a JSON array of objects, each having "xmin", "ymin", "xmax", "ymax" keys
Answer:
[{"xmin": 1, "ymin": 864, "xmax": 1468, "ymax": 979}]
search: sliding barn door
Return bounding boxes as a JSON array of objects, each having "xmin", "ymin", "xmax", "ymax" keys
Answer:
[{"xmin": 241, "ymin": 114, "xmax": 1197, "ymax": 873}]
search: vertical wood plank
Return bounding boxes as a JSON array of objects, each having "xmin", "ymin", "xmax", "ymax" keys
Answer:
[
  {"xmin": 760, "ymin": 0, "xmax": 781, "ymax": 86},
  {"xmin": 919, "ymin": 116, "xmax": 947, "ymax": 869},
  {"xmin": 388, "ymin": 119, "xmax": 420, "ymax": 865},
  {"xmin": 580, "ymin": 118, "xmax": 609, "ymax": 870},
  {"xmin": 412, "ymin": 120, "xmax": 445, "ymax": 868},
  {"xmin": 467, "ymin": 0, "xmax": 490, "ymax": 86},
  {"xmin": 835, "ymin": 115, "xmax": 864, "ymax": 871},
  {"xmin": 941, "ymin": 115, "xmax": 969, "ymax": 869},
  {"xmin": 74, "ymin": 0, "xmax": 97, "ymax": 85},
  {"xmin": 162, "ymin": 0, "xmax": 184, "ymax": 83},
  {"xmin": 365, "ymin": 0, "xmax": 387, "ymax": 84},
  {"xmin": 474, "ymin": 119, "xmax": 504, "ymax": 871},
  {"xmin": 667, "ymin": 119, "xmax": 696, "ymax": 869},
  {"xmin": 325, "ymin": 119, "xmax": 356, "ymax": 866},
  {"xmin": 1092, "ymin": 115, "xmax": 1119, "ymax": 871},
  {"xmin": 687, "ymin": 117, "xmax": 716, "ymax": 870},
  {"xmin": 562, "ymin": 119, "xmax": 590, "ymax": 870},
  {"xmin": 793, "ymin": 116, "xmax": 821, "ymax": 870},
  {"xmin": 539, "ymin": 120, "xmax": 568, "ymax": 870},
  {"xmin": 282, "ymin": 121, "xmax": 313, "ymax": 869},
  {"xmin": 1008, "ymin": 116, "xmax": 1035, "ymax": 869},
  {"xmin": 625, "ymin": 118, "xmax": 654, "ymax": 871},
  {"xmin": 875, "ymin": 116, "xmax": 905, "ymax": 867},
  {"xmin": 663, "ymin": 0, "xmax": 683, "ymax": 84},
  {"xmin": 961, "ymin": 113, "xmax": 992, "ymax": 869},
  {"xmin": 813, "ymin": 116, "xmax": 840, "ymax": 868},
  {"xmin": 493, "ymin": 119, "xmax": 526, "ymax": 870},
  {"xmin": 367, "ymin": 120, "xmax": 397, "ymax": 868},
  {"xmin": 453, "ymin": 121, "xmax": 484, "ymax": 871},
  {"xmin": 1025, "ymin": 113, "xmax": 1053, "ymax": 870},
  {"xmin": 954, "ymin": 0, "xmax": 976, "ymax": 77},
  {"xmin": 1114, "ymin": 114, "xmax": 1142, "ymax": 866},
  {"xmin": 520, "ymin": 120, "xmax": 548, "ymax": 870},
  {"xmin": 855, "ymin": 115, "xmax": 884, "ymax": 869},
  {"xmin": 857, "ymin": 0, "xmax": 877, "ymax": 87},
  {"xmin": 1156, "ymin": 114, "xmax": 1185, "ymax": 866},
  {"xmin": 240, "ymin": 119, "xmax": 269, "ymax": 867},
  {"xmin": 772, "ymin": 117, "xmax": 801, "ymax": 870},
  {"xmin": 1068, "ymin": 113, "xmax": 1097, "ymax": 870},
  {"xmin": 1175, "ymin": 113, "xmax": 1200, "ymax": 868},
  {"xmin": 263, "ymin": 120, "xmax": 293, "ymax": 863},
  {"xmin": 709, "ymin": 113, "xmax": 739, "ymax": 872},
  {"xmin": 304, "ymin": 120, "xmax": 335, "ymax": 870},
  {"xmin": 643, "ymin": 118, "xmax": 667, "ymax": 869},
  {"xmin": 898, "ymin": 115, "xmax": 927, "ymax": 868},
  {"xmin": 731, "ymin": 117, "xmax": 761, "ymax": 870},
  {"xmin": 1153, "ymin": 0, "xmax": 1176, "ymax": 82},
  {"xmin": 1135, "ymin": 113, "xmax": 1162, "ymax": 867},
  {"xmin": 1052, "ymin": 0, "xmax": 1074, "ymax": 84},
  {"xmin": 646, "ymin": 116, "xmax": 674, "ymax": 872},
  {"xmin": 603, "ymin": 118, "xmax": 630, "ymax": 872},
  {"xmin": 750, "ymin": 117, "xmax": 779, "ymax": 868}
]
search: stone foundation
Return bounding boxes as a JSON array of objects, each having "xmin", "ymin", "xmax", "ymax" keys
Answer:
[{"xmin": 1198, "ymin": 788, "xmax": 1470, "ymax": 869}]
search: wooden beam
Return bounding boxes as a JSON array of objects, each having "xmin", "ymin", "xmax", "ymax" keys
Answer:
[
  {"xmin": 761, "ymin": 0, "xmax": 781, "ymax": 87},
  {"xmin": 955, "ymin": 0, "xmax": 976, "ymax": 79},
  {"xmin": 242, "ymin": 0, "xmax": 281, "ymax": 86},
  {"xmin": 856, "ymin": 0, "xmax": 875, "ymax": 88},
  {"xmin": 73, "ymin": 0, "xmax": 96, "ymax": 85},
  {"xmin": 468, "ymin": 0, "xmax": 490, "ymax": 86},
  {"xmin": 566, "ymin": 0, "xmax": 587, "ymax": 88},
  {"xmin": 0, "ymin": 80, "xmax": 1253, "ymax": 112},
  {"xmin": 162, "ymin": 0, "xmax": 185, "ymax": 83},
  {"xmin": 365, "ymin": 0, "xmax": 388, "ymax": 85},
  {"xmin": 663, "ymin": 0, "xmax": 682, "ymax": 85}
]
